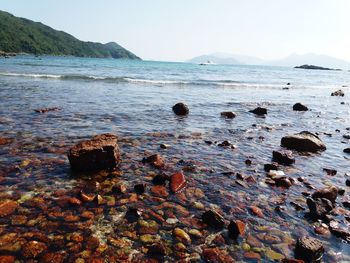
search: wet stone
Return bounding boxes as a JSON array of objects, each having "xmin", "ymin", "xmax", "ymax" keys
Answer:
[
  {"xmin": 281, "ymin": 131, "xmax": 326, "ymax": 153},
  {"xmin": 311, "ymin": 186, "xmax": 338, "ymax": 203},
  {"xmin": 202, "ymin": 210, "xmax": 225, "ymax": 229},
  {"xmin": 202, "ymin": 248, "xmax": 235, "ymax": 263},
  {"xmin": 323, "ymin": 168, "xmax": 337, "ymax": 176},
  {"xmin": 0, "ymin": 255, "xmax": 15, "ymax": 263},
  {"xmin": 147, "ymin": 242, "xmax": 167, "ymax": 257},
  {"xmin": 249, "ymin": 107, "xmax": 267, "ymax": 115},
  {"xmin": 68, "ymin": 134, "xmax": 120, "ymax": 172},
  {"xmin": 264, "ymin": 163, "xmax": 278, "ymax": 172},
  {"xmin": 152, "ymin": 173, "xmax": 169, "ymax": 185},
  {"xmin": 170, "ymin": 171, "xmax": 187, "ymax": 193},
  {"xmin": 220, "ymin": 111, "xmax": 236, "ymax": 119},
  {"xmin": 21, "ymin": 241, "xmax": 47, "ymax": 259},
  {"xmin": 0, "ymin": 200, "xmax": 18, "ymax": 217},
  {"xmin": 173, "ymin": 228, "xmax": 191, "ymax": 244},
  {"xmin": 142, "ymin": 154, "xmax": 165, "ymax": 169},
  {"xmin": 134, "ymin": 183, "xmax": 146, "ymax": 195},
  {"xmin": 228, "ymin": 220, "xmax": 245, "ymax": 239},
  {"xmin": 272, "ymin": 151, "xmax": 295, "ymax": 165},
  {"xmin": 344, "ymin": 148, "xmax": 350, "ymax": 154},
  {"xmin": 172, "ymin": 102, "xmax": 189, "ymax": 116},
  {"xmin": 125, "ymin": 207, "xmax": 142, "ymax": 223},
  {"xmin": 151, "ymin": 185, "xmax": 169, "ymax": 197},
  {"xmin": 295, "ymin": 236, "xmax": 324, "ymax": 263},
  {"xmin": 331, "ymin": 89, "xmax": 345, "ymax": 96},
  {"xmin": 307, "ymin": 198, "xmax": 333, "ymax": 219},
  {"xmin": 293, "ymin": 103, "xmax": 308, "ymax": 111}
]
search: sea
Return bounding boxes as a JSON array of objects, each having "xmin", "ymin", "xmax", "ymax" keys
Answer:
[{"xmin": 0, "ymin": 56, "xmax": 349, "ymax": 262}]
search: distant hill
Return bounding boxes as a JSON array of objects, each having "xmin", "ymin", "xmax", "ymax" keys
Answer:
[
  {"xmin": 188, "ymin": 52, "xmax": 350, "ymax": 70},
  {"xmin": 0, "ymin": 10, "xmax": 140, "ymax": 59}
]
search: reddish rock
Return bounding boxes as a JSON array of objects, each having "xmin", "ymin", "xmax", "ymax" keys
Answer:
[
  {"xmin": 247, "ymin": 234, "xmax": 263, "ymax": 248},
  {"xmin": 85, "ymin": 236, "xmax": 100, "ymax": 250},
  {"xmin": 40, "ymin": 252, "xmax": 65, "ymax": 263},
  {"xmin": 282, "ymin": 259, "xmax": 305, "ymax": 263},
  {"xmin": 244, "ymin": 251, "xmax": 261, "ymax": 260},
  {"xmin": 142, "ymin": 154, "xmax": 165, "ymax": 169},
  {"xmin": 68, "ymin": 134, "xmax": 120, "ymax": 172},
  {"xmin": 228, "ymin": 220, "xmax": 245, "ymax": 238},
  {"xmin": 202, "ymin": 210, "xmax": 225, "ymax": 229},
  {"xmin": 0, "ymin": 138, "xmax": 13, "ymax": 145},
  {"xmin": 202, "ymin": 248, "xmax": 234, "ymax": 263},
  {"xmin": 0, "ymin": 256, "xmax": 15, "ymax": 263},
  {"xmin": 151, "ymin": 185, "xmax": 169, "ymax": 198},
  {"xmin": 170, "ymin": 172, "xmax": 187, "ymax": 193},
  {"xmin": 250, "ymin": 206, "xmax": 264, "ymax": 218},
  {"xmin": 0, "ymin": 200, "xmax": 18, "ymax": 217},
  {"xmin": 21, "ymin": 241, "xmax": 47, "ymax": 259}
]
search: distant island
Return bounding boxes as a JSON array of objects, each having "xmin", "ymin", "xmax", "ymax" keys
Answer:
[
  {"xmin": 0, "ymin": 10, "xmax": 140, "ymax": 59},
  {"xmin": 294, "ymin": 64, "xmax": 340, "ymax": 71}
]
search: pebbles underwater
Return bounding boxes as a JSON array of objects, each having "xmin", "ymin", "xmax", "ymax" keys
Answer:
[{"xmin": 0, "ymin": 60, "xmax": 350, "ymax": 262}]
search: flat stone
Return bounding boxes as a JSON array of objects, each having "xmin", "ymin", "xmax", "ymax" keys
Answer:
[
  {"xmin": 68, "ymin": 134, "xmax": 120, "ymax": 172},
  {"xmin": 170, "ymin": 171, "xmax": 187, "ymax": 193},
  {"xmin": 295, "ymin": 236, "xmax": 324, "ymax": 263},
  {"xmin": 0, "ymin": 200, "xmax": 18, "ymax": 217},
  {"xmin": 281, "ymin": 131, "xmax": 326, "ymax": 153}
]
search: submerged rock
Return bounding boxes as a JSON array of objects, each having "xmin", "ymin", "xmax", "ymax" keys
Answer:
[
  {"xmin": 22, "ymin": 241, "xmax": 47, "ymax": 259},
  {"xmin": 331, "ymin": 89, "xmax": 345, "ymax": 97},
  {"xmin": 293, "ymin": 103, "xmax": 308, "ymax": 111},
  {"xmin": 272, "ymin": 151, "xmax": 295, "ymax": 165},
  {"xmin": 312, "ymin": 186, "xmax": 338, "ymax": 203},
  {"xmin": 249, "ymin": 107, "xmax": 267, "ymax": 116},
  {"xmin": 67, "ymin": 134, "xmax": 120, "ymax": 172},
  {"xmin": 170, "ymin": 171, "xmax": 187, "ymax": 193},
  {"xmin": 202, "ymin": 210, "xmax": 225, "ymax": 229},
  {"xmin": 147, "ymin": 242, "xmax": 167, "ymax": 256},
  {"xmin": 220, "ymin": 111, "xmax": 236, "ymax": 119},
  {"xmin": 295, "ymin": 236, "xmax": 324, "ymax": 263},
  {"xmin": 172, "ymin": 102, "xmax": 189, "ymax": 116},
  {"xmin": 0, "ymin": 200, "xmax": 18, "ymax": 217},
  {"xmin": 142, "ymin": 154, "xmax": 165, "ymax": 169},
  {"xmin": 281, "ymin": 131, "xmax": 326, "ymax": 153}
]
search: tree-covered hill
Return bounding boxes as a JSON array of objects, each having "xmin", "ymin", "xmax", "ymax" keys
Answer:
[{"xmin": 0, "ymin": 10, "xmax": 140, "ymax": 59}]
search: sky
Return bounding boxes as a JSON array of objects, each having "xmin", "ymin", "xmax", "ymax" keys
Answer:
[{"xmin": 1, "ymin": 0, "xmax": 349, "ymax": 62}]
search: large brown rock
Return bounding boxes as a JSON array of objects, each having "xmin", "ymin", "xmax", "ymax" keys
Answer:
[
  {"xmin": 312, "ymin": 186, "xmax": 338, "ymax": 203},
  {"xmin": 281, "ymin": 131, "xmax": 326, "ymax": 153},
  {"xmin": 170, "ymin": 171, "xmax": 187, "ymax": 193},
  {"xmin": 68, "ymin": 134, "xmax": 120, "ymax": 172},
  {"xmin": 295, "ymin": 236, "xmax": 324, "ymax": 262}
]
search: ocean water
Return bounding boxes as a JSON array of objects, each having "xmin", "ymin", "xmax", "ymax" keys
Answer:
[{"xmin": 0, "ymin": 56, "xmax": 350, "ymax": 262}]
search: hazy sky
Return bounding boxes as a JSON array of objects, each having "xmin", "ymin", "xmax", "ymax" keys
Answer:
[{"xmin": 1, "ymin": 0, "xmax": 349, "ymax": 61}]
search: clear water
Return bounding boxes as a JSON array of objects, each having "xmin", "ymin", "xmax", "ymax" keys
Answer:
[{"xmin": 0, "ymin": 56, "xmax": 349, "ymax": 262}]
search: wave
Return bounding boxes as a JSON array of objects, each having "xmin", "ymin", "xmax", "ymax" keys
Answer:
[{"xmin": 0, "ymin": 71, "xmax": 292, "ymax": 88}]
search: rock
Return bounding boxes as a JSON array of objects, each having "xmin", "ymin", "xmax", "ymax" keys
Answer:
[
  {"xmin": 250, "ymin": 206, "xmax": 264, "ymax": 218},
  {"xmin": 202, "ymin": 248, "xmax": 235, "ymax": 263},
  {"xmin": 344, "ymin": 134, "xmax": 350, "ymax": 139},
  {"xmin": 272, "ymin": 151, "xmax": 295, "ymax": 165},
  {"xmin": 22, "ymin": 241, "xmax": 47, "ymax": 259},
  {"xmin": 202, "ymin": 210, "xmax": 225, "ymax": 229},
  {"xmin": 147, "ymin": 242, "xmax": 167, "ymax": 256},
  {"xmin": 125, "ymin": 207, "xmax": 142, "ymax": 223},
  {"xmin": 295, "ymin": 236, "xmax": 324, "ymax": 263},
  {"xmin": 344, "ymin": 148, "xmax": 350, "ymax": 154},
  {"xmin": 264, "ymin": 163, "xmax": 278, "ymax": 172},
  {"xmin": 249, "ymin": 107, "xmax": 267, "ymax": 115},
  {"xmin": 244, "ymin": 251, "xmax": 261, "ymax": 260},
  {"xmin": 266, "ymin": 248, "xmax": 285, "ymax": 261},
  {"xmin": 282, "ymin": 259, "xmax": 306, "ymax": 263},
  {"xmin": 142, "ymin": 154, "xmax": 164, "ymax": 169},
  {"xmin": 346, "ymin": 179, "xmax": 350, "ymax": 187},
  {"xmin": 323, "ymin": 168, "xmax": 337, "ymax": 176},
  {"xmin": 307, "ymin": 198, "xmax": 333, "ymax": 219},
  {"xmin": 281, "ymin": 131, "xmax": 326, "ymax": 153},
  {"xmin": 331, "ymin": 89, "xmax": 345, "ymax": 96},
  {"xmin": 295, "ymin": 64, "xmax": 334, "ymax": 70},
  {"xmin": 170, "ymin": 172, "xmax": 187, "ymax": 193},
  {"xmin": 173, "ymin": 228, "xmax": 191, "ymax": 244},
  {"xmin": 39, "ymin": 252, "xmax": 65, "ymax": 263},
  {"xmin": 329, "ymin": 221, "xmax": 350, "ymax": 241},
  {"xmin": 0, "ymin": 200, "xmax": 18, "ymax": 217},
  {"xmin": 220, "ymin": 111, "xmax": 236, "ymax": 119},
  {"xmin": 159, "ymin": 143, "xmax": 169, "ymax": 149},
  {"xmin": 218, "ymin": 140, "xmax": 233, "ymax": 147},
  {"xmin": 312, "ymin": 186, "xmax": 338, "ymax": 203},
  {"xmin": 293, "ymin": 103, "xmax": 308, "ymax": 111},
  {"xmin": 152, "ymin": 173, "xmax": 169, "ymax": 185},
  {"xmin": 134, "ymin": 184, "xmax": 146, "ymax": 195},
  {"xmin": 0, "ymin": 255, "xmax": 15, "ymax": 263},
  {"xmin": 0, "ymin": 137, "xmax": 13, "ymax": 145},
  {"xmin": 151, "ymin": 185, "xmax": 169, "ymax": 197},
  {"xmin": 275, "ymin": 177, "xmax": 293, "ymax": 188},
  {"xmin": 228, "ymin": 220, "xmax": 245, "ymax": 238},
  {"xmin": 172, "ymin": 103, "xmax": 189, "ymax": 116},
  {"xmin": 34, "ymin": 107, "xmax": 60, "ymax": 113},
  {"xmin": 68, "ymin": 134, "xmax": 120, "ymax": 172}
]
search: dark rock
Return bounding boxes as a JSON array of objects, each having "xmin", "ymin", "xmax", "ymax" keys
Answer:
[
  {"xmin": 346, "ymin": 179, "xmax": 350, "ymax": 187},
  {"xmin": 67, "ymin": 134, "xmax": 120, "ymax": 172},
  {"xmin": 331, "ymin": 89, "xmax": 345, "ymax": 96},
  {"xmin": 142, "ymin": 154, "xmax": 164, "ymax": 169},
  {"xmin": 134, "ymin": 184, "xmax": 146, "ymax": 195},
  {"xmin": 264, "ymin": 163, "xmax": 278, "ymax": 172},
  {"xmin": 272, "ymin": 151, "xmax": 295, "ymax": 165},
  {"xmin": 218, "ymin": 140, "xmax": 232, "ymax": 147},
  {"xmin": 159, "ymin": 143, "xmax": 169, "ymax": 149},
  {"xmin": 170, "ymin": 171, "xmax": 186, "ymax": 193},
  {"xmin": 338, "ymin": 188, "xmax": 345, "ymax": 195},
  {"xmin": 295, "ymin": 64, "xmax": 334, "ymax": 70},
  {"xmin": 34, "ymin": 107, "xmax": 60, "ymax": 113},
  {"xmin": 147, "ymin": 242, "xmax": 167, "ymax": 256},
  {"xmin": 202, "ymin": 248, "xmax": 235, "ymax": 263},
  {"xmin": 329, "ymin": 221, "xmax": 350, "ymax": 241},
  {"xmin": 249, "ymin": 107, "xmax": 267, "ymax": 115},
  {"xmin": 293, "ymin": 103, "xmax": 308, "ymax": 111},
  {"xmin": 220, "ymin": 111, "xmax": 236, "ymax": 119},
  {"xmin": 228, "ymin": 220, "xmax": 245, "ymax": 238},
  {"xmin": 307, "ymin": 198, "xmax": 333, "ymax": 219},
  {"xmin": 172, "ymin": 103, "xmax": 189, "ymax": 116},
  {"xmin": 125, "ymin": 207, "xmax": 142, "ymax": 223},
  {"xmin": 152, "ymin": 173, "xmax": 169, "ymax": 185},
  {"xmin": 344, "ymin": 148, "xmax": 350, "ymax": 154},
  {"xmin": 295, "ymin": 236, "xmax": 324, "ymax": 263},
  {"xmin": 343, "ymin": 134, "xmax": 350, "ymax": 139},
  {"xmin": 312, "ymin": 186, "xmax": 338, "ymax": 203},
  {"xmin": 323, "ymin": 168, "xmax": 337, "ymax": 176},
  {"xmin": 281, "ymin": 131, "xmax": 326, "ymax": 153},
  {"xmin": 202, "ymin": 210, "xmax": 225, "ymax": 229},
  {"xmin": 275, "ymin": 177, "xmax": 293, "ymax": 188}
]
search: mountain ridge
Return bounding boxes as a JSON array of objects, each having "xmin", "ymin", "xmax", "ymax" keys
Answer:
[{"xmin": 0, "ymin": 10, "xmax": 140, "ymax": 60}]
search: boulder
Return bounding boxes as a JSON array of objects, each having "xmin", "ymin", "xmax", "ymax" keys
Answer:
[
  {"xmin": 312, "ymin": 186, "xmax": 338, "ymax": 203},
  {"xmin": 249, "ymin": 107, "xmax": 267, "ymax": 116},
  {"xmin": 68, "ymin": 134, "xmax": 120, "ymax": 172},
  {"xmin": 281, "ymin": 131, "xmax": 326, "ymax": 153},
  {"xmin": 295, "ymin": 236, "xmax": 324, "ymax": 263},
  {"xmin": 170, "ymin": 172, "xmax": 186, "ymax": 193},
  {"xmin": 202, "ymin": 210, "xmax": 225, "ymax": 229},
  {"xmin": 293, "ymin": 103, "xmax": 308, "ymax": 111},
  {"xmin": 272, "ymin": 151, "xmax": 295, "ymax": 165},
  {"xmin": 172, "ymin": 103, "xmax": 189, "ymax": 116},
  {"xmin": 220, "ymin": 111, "xmax": 236, "ymax": 119},
  {"xmin": 331, "ymin": 89, "xmax": 345, "ymax": 97}
]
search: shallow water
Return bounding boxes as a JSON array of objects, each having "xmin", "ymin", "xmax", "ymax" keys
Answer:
[{"xmin": 0, "ymin": 56, "xmax": 349, "ymax": 262}]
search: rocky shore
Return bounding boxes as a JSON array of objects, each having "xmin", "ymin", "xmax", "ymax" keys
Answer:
[{"xmin": 0, "ymin": 87, "xmax": 349, "ymax": 263}]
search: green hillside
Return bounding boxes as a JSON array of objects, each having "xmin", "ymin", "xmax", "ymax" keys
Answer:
[{"xmin": 0, "ymin": 10, "xmax": 140, "ymax": 59}]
